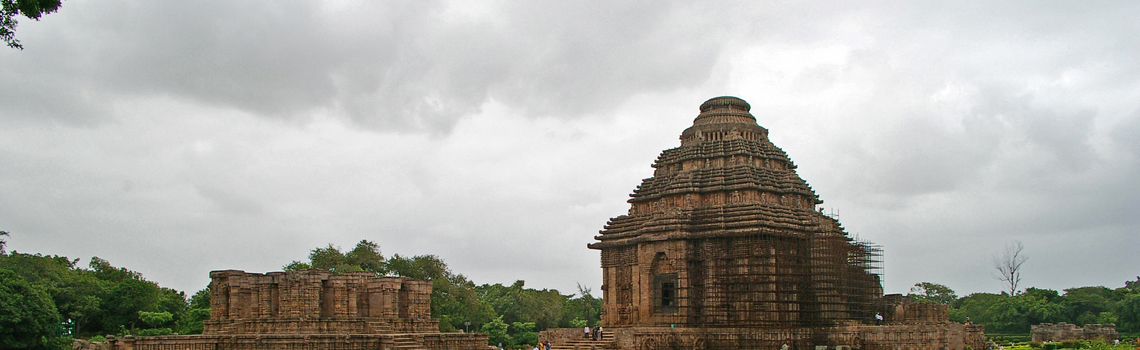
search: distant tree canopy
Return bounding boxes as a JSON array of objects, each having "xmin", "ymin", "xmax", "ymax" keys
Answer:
[
  {"xmin": 912, "ymin": 278, "xmax": 1140, "ymax": 334},
  {"xmin": 0, "ymin": 248, "xmax": 211, "ymax": 348},
  {"xmin": 289, "ymin": 241, "xmax": 603, "ymax": 347},
  {"xmin": 1, "ymin": 0, "xmax": 63, "ymax": 49},
  {"xmin": 0, "ymin": 268, "xmax": 60, "ymax": 349},
  {"xmin": 284, "ymin": 240, "xmax": 386, "ymax": 274},
  {"xmin": 908, "ymin": 282, "xmax": 958, "ymax": 305}
]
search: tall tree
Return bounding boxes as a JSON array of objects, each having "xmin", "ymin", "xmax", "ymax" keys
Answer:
[
  {"xmin": 284, "ymin": 240, "xmax": 386, "ymax": 274},
  {"xmin": 1, "ymin": 0, "xmax": 62, "ymax": 49},
  {"xmin": 908, "ymin": 282, "xmax": 958, "ymax": 305},
  {"xmin": 0, "ymin": 230, "xmax": 8, "ymax": 254},
  {"xmin": 0, "ymin": 268, "xmax": 61, "ymax": 349},
  {"xmin": 992, "ymin": 240, "xmax": 1028, "ymax": 295}
]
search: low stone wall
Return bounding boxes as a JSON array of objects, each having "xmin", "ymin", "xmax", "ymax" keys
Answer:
[
  {"xmin": 571, "ymin": 323, "xmax": 984, "ymax": 350},
  {"xmin": 100, "ymin": 332, "xmax": 487, "ymax": 350},
  {"xmin": 1031, "ymin": 323, "xmax": 1118, "ymax": 343},
  {"xmin": 203, "ymin": 318, "xmax": 440, "ymax": 335},
  {"xmin": 538, "ymin": 327, "xmax": 591, "ymax": 345}
]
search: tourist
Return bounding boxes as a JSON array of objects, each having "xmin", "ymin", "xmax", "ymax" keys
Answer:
[
  {"xmin": 584, "ymin": 326, "xmax": 590, "ymax": 339},
  {"xmin": 874, "ymin": 313, "xmax": 883, "ymax": 326}
]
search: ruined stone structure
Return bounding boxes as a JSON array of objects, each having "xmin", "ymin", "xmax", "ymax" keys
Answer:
[
  {"xmin": 574, "ymin": 96, "xmax": 983, "ymax": 350},
  {"xmin": 101, "ymin": 269, "xmax": 487, "ymax": 350},
  {"xmin": 204, "ymin": 270, "xmax": 437, "ymax": 334},
  {"xmin": 1031, "ymin": 322, "xmax": 1118, "ymax": 343}
]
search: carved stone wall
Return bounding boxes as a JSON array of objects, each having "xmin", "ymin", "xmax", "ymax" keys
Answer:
[
  {"xmin": 102, "ymin": 333, "xmax": 487, "ymax": 350},
  {"xmin": 587, "ymin": 96, "xmax": 979, "ymax": 350},
  {"xmin": 1031, "ymin": 322, "xmax": 1118, "ymax": 343},
  {"xmin": 108, "ymin": 269, "xmax": 487, "ymax": 350},
  {"xmin": 590, "ymin": 97, "xmax": 882, "ymax": 329},
  {"xmin": 204, "ymin": 269, "xmax": 436, "ymax": 334},
  {"xmin": 541, "ymin": 324, "xmax": 986, "ymax": 350}
]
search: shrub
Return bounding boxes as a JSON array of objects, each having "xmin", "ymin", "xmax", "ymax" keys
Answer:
[{"xmin": 136, "ymin": 328, "xmax": 173, "ymax": 337}]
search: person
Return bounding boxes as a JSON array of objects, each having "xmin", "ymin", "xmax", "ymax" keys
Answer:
[
  {"xmin": 584, "ymin": 326, "xmax": 590, "ymax": 339},
  {"xmin": 874, "ymin": 313, "xmax": 883, "ymax": 326},
  {"xmin": 598, "ymin": 326, "xmax": 604, "ymax": 339}
]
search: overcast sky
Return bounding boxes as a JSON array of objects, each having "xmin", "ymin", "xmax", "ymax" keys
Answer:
[{"xmin": 2, "ymin": 0, "xmax": 1138, "ymax": 298}]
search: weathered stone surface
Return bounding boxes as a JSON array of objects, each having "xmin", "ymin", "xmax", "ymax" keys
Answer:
[
  {"xmin": 1031, "ymin": 322, "xmax": 1118, "ymax": 343},
  {"xmin": 204, "ymin": 269, "xmax": 436, "ymax": 334},
  {"xmin": 586, "ymin": 97, "xmax": 983, "ymax": 350},
  {"xmin": 589, "ymin": 97, "xmax": 880, "ymax": 328},
  {"xmin": 104, "ymin": 269, "xmax": 487, "ymax": 350}
]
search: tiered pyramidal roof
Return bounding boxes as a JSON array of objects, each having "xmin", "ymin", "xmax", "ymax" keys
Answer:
[
  {"xmin": 589, "ymin": 96, "xmax": 879, "ymax": 329},
  {"xmin": 590, "ymin": 96, "xmax": 839, "ymax": 247}
]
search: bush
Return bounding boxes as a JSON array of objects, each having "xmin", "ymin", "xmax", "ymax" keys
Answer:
[
  {"xmin": 42, "ymin": 335, "xmax": 73, "ymax": 350},
  {"xmin": 135, "ymin": 328, "xmax": 172, "ymax": 337},
  {"xmin": 0, "ymin": 269, "xmax": 61, "ymax": 349}
]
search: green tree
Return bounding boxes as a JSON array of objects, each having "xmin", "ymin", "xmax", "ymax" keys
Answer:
[
  {"xmin": 477, "ymin": 280, "xmax": 567, "ymax": 332},
  {"xmin": 0, "ymin": 252, "xmax": 107, "ymax": 336},
  {"xmin": 387, "ymin": 254, "xmax": 494, "ymax": 332},
  {"xmin": 101, "ymin": 278, "xmax": 159, "ymax": 334},
  {"xmin": 345, "ymin": 240, "xmax": 386, "ymax": 273},
  {"xmin": 908, "ymin": 282, "xmax": 958, "ymax": 305},
  {"xmin": 0, "ymin": 268, "xmax": 61, "ymax": 349},
  {"xmin": 284, "ymin": 240, "xmax": 386, "ymax": 274},
  {"xmin": 510, "ymin": 322, "xmax": 537, "ymax": 347},
  {"xmin": 1, "ymin": 0, "xmax": 61, "ymax": 49},
  {"xmin": 137, "ymin": 311, "xmax": 172, "ymax": 328},
  {"xmin": 1115, "ymin": 292, "xmax": 1140, "ymax": 333},
  {"xmin": 175, "ymin": 288, "xmax": 210, "ymax": 335},
  {"xmin": 1061, "ymin": 286, "xmax": 1116, "ymax": 325},
  {"xmin": 563, "ymin": 284, "xmax": 601, "ymax": 327},
  {"xmin": 480, "ymin": 316, "xmax": 510, "ymax": 347}
]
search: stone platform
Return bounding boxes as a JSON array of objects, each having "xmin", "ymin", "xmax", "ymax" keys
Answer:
[
  {"xmin": 100, "ymin": 269, "xmax": 488, "ymax": 350},
  {"xmin": 103, "ymin": 333, "xmax": 485, "ymax": 350},
  {"xmin": 540, "ymin": 323, "xmax": 985, "ymax": 350}
]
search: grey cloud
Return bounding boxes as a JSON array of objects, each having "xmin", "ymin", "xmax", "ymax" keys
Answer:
[{"xmin": 3, "ymin": 0, "xmax": 731, "ymax": 133}]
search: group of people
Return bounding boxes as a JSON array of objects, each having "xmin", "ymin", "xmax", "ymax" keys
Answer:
[
  {"xmin": 530, "ymin": 341, "xmax": 552, "ymax": 350},
  {"xmin": 583, "ymin": 325, "xmax": 604, "ymax": 341}
]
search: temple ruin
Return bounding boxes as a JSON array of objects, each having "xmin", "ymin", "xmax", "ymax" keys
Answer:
[
  {"xmin": 568, "ymin": 96, "xmax": 984, "ymax": 350},
  {"xmin": 1031, "ymin": 323, "xmax": 1118, "ymax": 343},
  {"xmin": 101, "ymin": 269, "xmax": 487, "ymax": 350}
]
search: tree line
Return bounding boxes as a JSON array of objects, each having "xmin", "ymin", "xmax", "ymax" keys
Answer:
[
  {"xmin": 283, "ymin": 240, "xmax": 603, "ymax": 348},
  {"xmin": 0, "ymin": 251, "xmax": 212, "ymax": 350},
  {"xmin": 0, "ymin": 238, "xmax": 601, "ymax": 349},
  {"xmin": 908, "ymin": 280, "xmax": 1140, "ymax": 335}
]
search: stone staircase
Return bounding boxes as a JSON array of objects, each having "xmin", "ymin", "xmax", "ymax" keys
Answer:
[
  {"xmin": 550, "ymin": 332, "xmax": 614, "ymax": 350},
  {"xmin": 390, "ymin": 334, "xmax": 427, "ymax": 350}
]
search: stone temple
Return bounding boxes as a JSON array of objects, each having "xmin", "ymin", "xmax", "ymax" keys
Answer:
[
  {"xmin": 100, "ymin": 269, "xmax": 486, "ymax": 350},
  {"xmin": 539, "ymin": 96, "xmax": 984, "ymax": 350}
]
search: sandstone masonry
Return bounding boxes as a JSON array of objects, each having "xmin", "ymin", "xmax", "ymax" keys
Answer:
[{"xmin": 100, "ymin": 269, "xmax": 486, "ymax": 350}]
